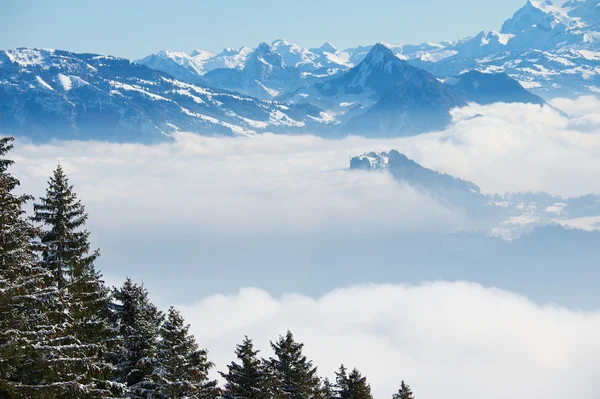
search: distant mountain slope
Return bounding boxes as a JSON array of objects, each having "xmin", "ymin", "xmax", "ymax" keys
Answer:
[
  {"xmin": 409, "ymin": 0, "xmax": 600, "ymax": 96},
  {"xmin": 351, "ymin": 150, "xmax": 600, "ymax": 238},
  {"xmin": 287, "ymin": 44, "xmax": 467, "ymax": 136},
  {"xmin": 0, "ymin": 48, "xmax": 328, "ymax": 142},
  {"xmin": 445, "ymin": 71, "xmax": 546, "ymax": 105},
  {"xmin": 203, "ymin": 42, "xmax": 305, "ymax": 99}
]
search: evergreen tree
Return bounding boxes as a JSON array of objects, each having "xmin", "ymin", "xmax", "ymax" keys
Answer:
[
  {"xmin": 154, "ymin": 306, "xmax": 219, "ymax": 399},
  {"xmin": 33, "ymin": 164, "xmax": 122, "ymax": 398},
  {"xmin": 112, "ymin": 278, "xmax": 164, "ymax": 398},
  {"xmin": 220, "ymin": 336, "xmax": 266, "ymax": 399},
  {"xmin": 317, "ymin": 378, "xmax": 336, "ymax": 399},
  {"xmin": 0, "ymin": 136, "xmax": 54, "ymax": 397},
  {"xmin": 392, "ymin": 381, "xmax": 415, "ymax": 399},
  {"xmin": 334, "ymin": 365, "xmax": 349, "ymax": 399},
  {"xmin": 34, "ymin": 164, "xmax": 98, "ymax": 289},
  {"xmin": 0, "ymin": 137, "xmax": 102, "ymax": 398},
  {"xmin": 337, "ymin": 368, "xmax": 372, "ymax": 399},
  {"xmin": 267, "ymin": 330, "xmax": 321, "ymax": 399}
]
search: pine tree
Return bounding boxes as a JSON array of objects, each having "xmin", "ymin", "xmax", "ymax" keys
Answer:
[
  {"xmin": 112, "ymin": 278, "xmax": 164, "ymax": 398},
  {"xmin": 220, "ymin": 336, "xmax": 267, "ymax": 399},
  {"xmin": 334, "ymin": 365, "xmax": 348, "ymax": 399},
  {"xmin": 337, "ymin": 368, "xmax": 372, "ymax": 399},
  {"xmin": 33, "ymin": 164, "xmax": 122, "ymax": 398},
  {"xmin": 154, "ymin": 306, "xmax": 219, "ymax": 399},
  {"xmin": 0, "ymin": 137, "xmax": 66, "ymax": 398},
  {"xmin": 317, "ymin": 378, "xmax": 336, "ymax": 399},
  {"xmin": 392, "ymin": 381, "xmax": 415, "ymax": 399},
  {"xmin": 267, "ymin": 330, "xmax": 321, "ymax": 399},
  {"xmin": 34, "ymin": 164, "xmax": 98, "ymax": 289}
]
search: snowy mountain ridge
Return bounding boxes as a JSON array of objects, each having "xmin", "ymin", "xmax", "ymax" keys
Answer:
[
  {"xmin": 0, "ymin": 48, "xmax": 331, "ymax": 141},
  {"xmin": 0, "ymin": 44, "xmax": 546, "ymax": 142},
  {"xmin": 137, "ymin": 0, "xmax": 600, "ymax": 97},
  {"xmin": 351, "ymin": 150, "xmax": 600, "ymax": 239}
]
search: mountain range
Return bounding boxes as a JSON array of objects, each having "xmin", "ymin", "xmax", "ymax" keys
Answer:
[
  {"xmin": 0, "ymin": 0, "xmax": 597, "ymax": 142},
  {"xmin": 138, "ymin": 0, "xmax": 600, "ymax": 99}
]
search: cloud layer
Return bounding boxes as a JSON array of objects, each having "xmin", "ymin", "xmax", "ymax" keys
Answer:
[
  {"xmin": 178, "ymin": 282, "xmax": 600, "ymax": 399},
  {"xmin": 8, "ymin": 97, "xmax": 600, "ymax": 304}
]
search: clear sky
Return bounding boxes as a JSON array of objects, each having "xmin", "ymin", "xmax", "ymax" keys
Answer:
[{"xmin": 1, "ymin": 0, "xmax": 526, "ymax": 59}]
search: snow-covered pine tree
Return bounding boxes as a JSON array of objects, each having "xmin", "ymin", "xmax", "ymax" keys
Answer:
[
  {"xmin": 34, "ymin": 164, "xmax": 98, "ymax": 289},
  {"xmin": 392, "ymin": 381, "xmax": 415, "ymax": 399},
  {"xmin": 0, "ymin": 137, "xmax": 64, "ymax": 397},
  {"xmin": 336, "ymin": 367, "xmax": 372, "ymax": 399},
  {"xmin": 33, "ymin": 164, "xmax": 122, "ymax": 398},
  {"xmin": 112, "ymin": 278, "xmax": 164, "ymax": 398},
  {"xmin": 220, "ymin": 336, "xmax": 267, "ymax": 399},
  {"xmin": 267, "ymin": 330, "xmax": 321, "ymax": 399},
  {"xmin": 154, "ymin": 306, "xmax": 219, "ymax": 399}
]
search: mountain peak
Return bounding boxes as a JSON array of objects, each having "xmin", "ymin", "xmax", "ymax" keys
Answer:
[
  {"xmin": 361, "ymin": 43, "xmax": 399, "ymax": 69},
  {"xmin": 318, "ymin": 42, "xmax": 338, "ymax": 53},
  {"xmin": 244, "ymin": 41, "xmax": 288, "ymax": 72},
  {"xmin": 271, "ymin": 39, "xmax": 293, "ymax": 47},
  {"xmin": 256, "ymin": 42, "xmax": 273, "ymax": 52},
  {"xmin": 190, "ymin": 49, "xmax": 215, "ymax": 60}
]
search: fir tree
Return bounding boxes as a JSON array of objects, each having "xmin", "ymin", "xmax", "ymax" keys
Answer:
[
  {"xmin": 154, "ymin": 306, "xmax": 219, "ymax": 399},
  {"xmin": 33, "ymin": 164, "xmax": 122, "ymax": 398},
  {"xmin": 334, "ymin": 365, "xmax": 349, "ymax": 399},
  {"xmin": 317, "ymin": 378, "xmax": 336, "ymax": 399},
  {"xmin": 336, "ymin": 368, "xmax": 372, "ymax": 399},
  {"xmin": 220, "ymin": 336, "xmax": 266, "ymax": 399},
  {"xmin": 0, "ymin": 137, "xmax": 69, "ymax": 398},
  {"xmin": 392, "ymin": 381, "xmax": 415, "ymax": 399},
  {"xmin": 267, "ymin": 330, "xmax": 321, "ymax": 399},
  {"xmin": 112, "ymin": 278, "xmax": 164, "ymax": 398},
  {"xmin": 34, "ymin": 164, "xmax": 98, "ymax": 289}
]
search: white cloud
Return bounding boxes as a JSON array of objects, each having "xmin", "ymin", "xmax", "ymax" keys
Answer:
[
  {"xmin": 8, "ymin": 97, "xmax": 600, "ymax": 303},
  {"xmin": 178, "ymin": 282, "xmax": 600, "ymax": 399},
  {"xmin": 13, "ymin": 133, "xmax": 463, "ymax": 234}
]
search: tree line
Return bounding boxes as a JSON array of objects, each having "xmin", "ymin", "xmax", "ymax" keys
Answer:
[{"xmin": 0, "ymin": 137, "xmax": 415, "ymax": 399}]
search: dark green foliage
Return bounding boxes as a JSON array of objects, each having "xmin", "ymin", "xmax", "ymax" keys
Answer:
[
  {"xmin": 392, "ymin": 381, "xmax": 415, "ymax": 399},
  {"xmin": 335, "ymin": 366, "xmax": 373, "ymax": 399},
  {"xmin": 220, "ymin": 336, "xmax": 266, "ymax": 399},
  {"xmin": 32, "ymin": 164, "xmax": 121, "ymax": 398},
  {"xmin": 318, "ymin": 378, "xmax": 336, "ymax": 399},
  {"xmin": 0, "ymin": 136, "xmax": 55, "ymax": 397},
  {"xmin": 267, "ymin": 330, "xmax": 321, "ymax": 399},
  {"xmin": 154, "ymin": 306, "xmax": 219, "ymax": 399},
  {"xmin": 112, "ymin": 278, "xmax": 164, "ymax": 398},
  {"xmin": 34, "ymin": 164, "xmax": 98, "ymax": 289}
]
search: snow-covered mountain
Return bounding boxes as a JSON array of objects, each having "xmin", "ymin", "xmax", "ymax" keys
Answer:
[
  {"xmin": 0, "ymin": 45, "xmax": 546, "ymax": 141},
  {"xmin": 202, "ymin": 42, "xmax": 305, "ymax": 99},
  {"xmin": 445, "ymin": 71, "xmax": 545, "ymax": 105},
  {"xmin": 138, "ymin": 40, "xmax": 353, "ymax": 100},
  {"xmin": 351, "ymin": 150, "xmax": 600, "ymax": 238},
  {"xmin": 0, "ymin": 48, "xmax": 328, "ymax": 142},
  {"xmin": 284, "ymin": 44, "xmax": 467, "ymax": 136},
  {"xmin": 136, "ymin": 0, "xmax": 599, "ymax": 97},
  {"xmin": 3, "ymin": 0, "xmax": 591, "ymax": 142},
  {"xmin": 409, "ymin": 0, "xmax": 600, "ymax": 96}
]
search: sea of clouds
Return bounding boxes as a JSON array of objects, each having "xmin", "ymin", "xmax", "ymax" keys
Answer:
[
  {"xmin": 178, "ymin": 282, "xmax": 600, "ymax": 399},
  {"xmin": 8, "ymin": 96, "xmax": 600, "ymax": 398}
]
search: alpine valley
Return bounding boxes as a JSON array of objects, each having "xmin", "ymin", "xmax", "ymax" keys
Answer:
[{"xmin": 1, "ymin": 0, "xmax": 599, "ymax": 142}]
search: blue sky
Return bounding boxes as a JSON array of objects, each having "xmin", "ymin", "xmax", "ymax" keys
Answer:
[{"xmin": 2, "ymin": 0, "xmax": 526, "ymax": 59}]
